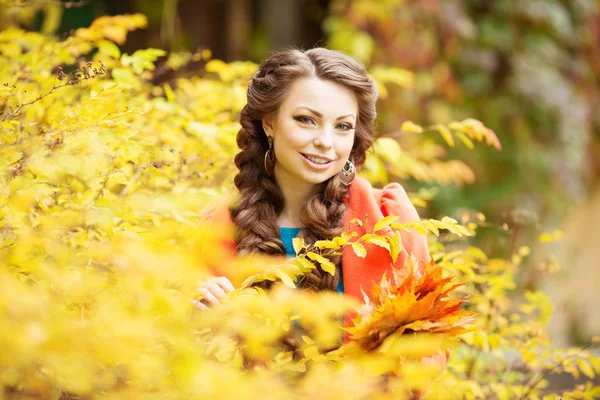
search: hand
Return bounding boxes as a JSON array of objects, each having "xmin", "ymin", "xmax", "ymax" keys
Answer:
[
  {"xmin": 192, "ymin": 276, "xmax": 235, "ymax": 309},
  {"xmin": 420, "ymin": 348, "xmax": 450, "ymax": 371}
]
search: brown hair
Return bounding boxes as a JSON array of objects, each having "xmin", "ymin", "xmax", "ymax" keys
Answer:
[{"xmin": 231, "ymin": 47, "xmax": 378, "ymax": 291}]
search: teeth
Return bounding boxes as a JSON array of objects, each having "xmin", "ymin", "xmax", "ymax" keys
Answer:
[{"xmin": 305, "ymin": 155, "xmax": 330, "ymax": 164}]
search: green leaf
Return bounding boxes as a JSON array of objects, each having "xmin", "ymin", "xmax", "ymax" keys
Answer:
[{"xmin": 374, "ymin": 216, "xmax": 399, "ymax": 232}]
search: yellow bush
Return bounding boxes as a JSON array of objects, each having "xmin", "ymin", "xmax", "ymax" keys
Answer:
[{"xmin": 0, "ymin": 11, "xmax": 598, "ymax": 400}]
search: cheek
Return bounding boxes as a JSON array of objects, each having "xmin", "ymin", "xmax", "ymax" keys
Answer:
[
  {"xmin": 337, "ymin": 134, "xmax": 355, "ymax": 158},
  {"xmin": 276, "ymin": 123, "xmax": 305, "ymax": 147}
]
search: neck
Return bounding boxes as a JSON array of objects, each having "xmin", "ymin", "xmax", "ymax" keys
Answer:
[{"xmin": 274, "ymin": 168, "xmax": 322, "ymax": 228}]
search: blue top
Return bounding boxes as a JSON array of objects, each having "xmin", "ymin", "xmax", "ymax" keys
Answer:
[{"xmin": 280, "ymin": 227, "xmax": 344, "ymax": 294}]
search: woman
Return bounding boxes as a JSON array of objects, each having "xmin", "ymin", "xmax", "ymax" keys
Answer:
[
  {"xmin": 198, "ymin": 48, "xmax": 448, "ymax": 398},
  {"xmin": 197, "ymin": 47, "xmax": 429, "ymax": 307}
]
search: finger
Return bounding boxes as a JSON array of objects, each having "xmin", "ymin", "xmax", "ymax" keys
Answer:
[
  {"xmin": 210, "ymin": 276, "xmax": 235, "ymax": 293},
  {"xmin": 198, "ymin": 288, "xmax": 220, "ymax": 305},
  {"xmin": 198, "ymin": 282, "xmax": 226, "ymax": 299},
  {"xmin": 191, "ymin": 299, "xmax": 208, "ymax": 310}
]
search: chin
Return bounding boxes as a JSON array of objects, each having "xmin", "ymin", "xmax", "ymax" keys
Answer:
[{"xmin": 301, "ymin": 173, "xmax": 335, "ymax": 185}]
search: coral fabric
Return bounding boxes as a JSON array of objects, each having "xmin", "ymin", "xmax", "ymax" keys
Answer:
[{"xmin": 340, "ymin": 176, "xmax": 430, "ymax": 301}]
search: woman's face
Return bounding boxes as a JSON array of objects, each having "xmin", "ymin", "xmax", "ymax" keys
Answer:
[{"xmin": 263, "ymin": 77, "xmax": 358, "ymax": 187}]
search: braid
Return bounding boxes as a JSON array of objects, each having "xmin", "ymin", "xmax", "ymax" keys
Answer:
[
  {"xmin": 231, "ymin": 110, "xmax": 285, "ymax": 256},
  {"xmin": 298, "ymin": 175, "xmax": 349, "ymax": 291}
]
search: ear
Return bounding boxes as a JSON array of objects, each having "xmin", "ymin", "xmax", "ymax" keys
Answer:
[{"xmin": 262, "ymin": 114, "xmax": 275, "ymax": 137}]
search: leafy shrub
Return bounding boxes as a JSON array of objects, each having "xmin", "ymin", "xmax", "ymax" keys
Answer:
[{"xmin": 0, "ymin": 8, "xmax": 598, "ymax": 400}]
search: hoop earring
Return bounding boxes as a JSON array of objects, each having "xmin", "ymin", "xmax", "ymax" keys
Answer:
[
  {"xmin": 340, "ymin": 159, "xmax": 356, "ymax": 186},
  {"xmin": 264, "ymin": 136, "xmax": 275, "ymax": 176}
]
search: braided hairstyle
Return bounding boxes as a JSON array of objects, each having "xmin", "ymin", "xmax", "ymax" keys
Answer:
[{"xmin": 231, "ymin": 47, "xmax": 378, "ymax": 291}]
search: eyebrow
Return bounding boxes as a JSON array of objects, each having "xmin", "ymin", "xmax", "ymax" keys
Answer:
[{"xmin": 295, "ymin": 106, "xmax": 355, "ymax": 120}]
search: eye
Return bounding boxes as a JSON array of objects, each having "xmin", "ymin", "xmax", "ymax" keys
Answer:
[
  {"xmin": 337, "ymin": 123, "xmax": 354, "ymax": 131},
  {"xmin": 294, "ymin": 115, "xmax": 315, "ymax": 125}
]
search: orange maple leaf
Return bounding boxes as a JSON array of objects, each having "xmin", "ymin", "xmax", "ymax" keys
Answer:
[{"xmin": 346, "ymin": 256, "xmax": 477, "ymax": 351}]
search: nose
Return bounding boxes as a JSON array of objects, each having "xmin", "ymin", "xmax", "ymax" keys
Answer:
[{"xmin": 314, "ymin": 127, "xmax": 334, "ymax": 149}]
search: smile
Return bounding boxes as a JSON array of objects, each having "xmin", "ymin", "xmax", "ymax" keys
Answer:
[{"xmin": 301, "ymin": 153, "xmax": 334, "ymax": 170}]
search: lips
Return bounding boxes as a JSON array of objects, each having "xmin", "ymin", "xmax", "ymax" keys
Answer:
[
  {"xmin": 301, "ymin": 153, "xmax": 335, "ymax": 170},
  {"xmin": 301, "ymin": 153, "xmax": 334, "ymax": 164}
]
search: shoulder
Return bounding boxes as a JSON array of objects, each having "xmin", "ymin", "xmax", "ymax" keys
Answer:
[
  {"xmin": 348, "ymin": 176, "xmax": 415, "ymax": 221},
  {"xmin": 202, "ymin": 193, "xmax": 235, "ymax": 225},
  {"xmin": 346, "ymin": 176, "xmax": 430, "ymax": 268}
]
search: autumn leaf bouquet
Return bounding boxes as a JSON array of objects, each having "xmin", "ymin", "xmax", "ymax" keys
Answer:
[{"xmin": 343, "ymin": 256, "xmax": 477, "ymax": 354}]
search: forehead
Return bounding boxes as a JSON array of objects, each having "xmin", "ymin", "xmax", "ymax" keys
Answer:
[{"xmin": 279, "ymin": 77, "xmax": 358, "ymax": 116}]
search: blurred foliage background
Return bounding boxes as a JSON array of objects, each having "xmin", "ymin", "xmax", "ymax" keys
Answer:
[
  {"xmin": 16, "ymin": 0, "xmax": 596, "ymax": 346},
  {"xmin": 1, "ymin": 0, "xmax": 599, "ymax": 397}
]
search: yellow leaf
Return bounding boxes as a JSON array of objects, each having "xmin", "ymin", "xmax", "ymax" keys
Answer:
[
  {"xmin": 390, "ymin": 222, "xmax": 412, "ymax": 232},
  {"xmin": 351, "ymin": 242, "xmax": 367, "ymax": 258},
  {"xmin": 293, "ymin": 257, "xmax": 316, "ymax": 272},
  {"xmin": 302, "ymin": 335, "xmax": 314, "ymax": 345},
  {"xmin": 518, "ymin": 246, "xmax": 531, "ymax": 257},
  {"xmin": 578, "ymin": 359, "xmax": 596, "ymax": 380},
  {"xmin": 306, "ymin": 252, "xmax": 336, "ymax": 275},
  {"xmin": 373, "ymin": 137, "xmax": 403, "ymax": 163},
  {"xmin": 565, "ymin": 365, "xmax": 580, "ymax": 380},
  {"xmin": 389, "ymin": 231, "xmax": 403, "ymax": 263},
  {"xmin": 304, "ymin": 346, "xmax": 320, "ymax": 359},
  {"xmin": 401, "ymin": 121, "xmax": 424, "ymax": 133},
  {"xmin": 163, "ymin": 83, "xmax": 176, "ymax": 102},
  {"xmin": 422, "ymin": 220, "xmax": 439, "ymax": 236},
  {"xmin": 411, "ymin": 222, "xmax": 428, "ymax": 235},
  {"xmin": 350, "ymin": 217, "xmax": 363, "ymax": 227},
  {"xmin": 275, "ymin": 270, "xmax": 296, "ymax": 288},
  {"xmin": 97, "ymin": 39, "xmax": 121, "ymax": 59},
  {"xmin": 488, "ymin": 334, "xmax": 501, "ymax": 350},
  {"xmin": 374, "ymin": 215, "xmax": 399, "ymax": 232},
  {"xmin": 366, "ymin": 237, "xmax": 390, "ymax": 252},
  {"xmin": 1, "ymin": 121, "xmax": 16, "ymax": 131},
  {"xmin": 456, "ymin": 130, "xmax": 474, "ymax": 149},
  {"xmin": 434, "ymin": 124, "xmax": 455, "ymax": 147},
  {"xmin": 292, "ymin": 237, "xmax": 304, "ymax": 255},
  {"xmin": 314, "ymin": 239, "xmax": 340, "ymax": 249},
  {"xmin": 539, "ymin": 230, "xmax": 565, "ymax": 243}
]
